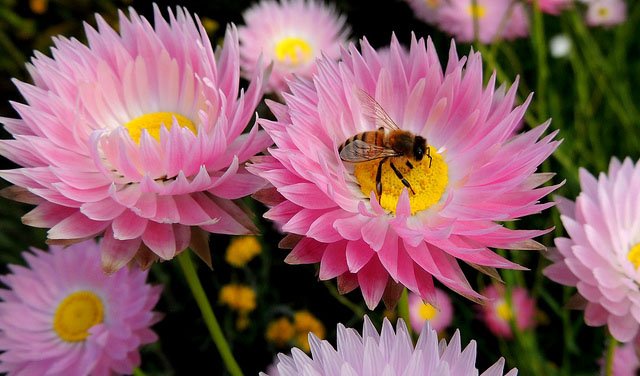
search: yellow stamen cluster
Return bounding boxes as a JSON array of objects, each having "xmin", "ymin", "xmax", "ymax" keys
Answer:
[
  {"xmin": 124, "ymin": 112, "xmax": 196, "ymax": 144},
  {"xmin": 597, "ymin": 6, "xmax": 609, "ymax": 17},
  {"xmin": 53, "ymin": 290, "xmax": 104, "ymax": 342},
  {"xmin": 274, "ymin": 37, "xmax": 313, "ymax": 67},
  {"xmin": 628, "ymin": 243, "xmax": 640, "ymax": 269},
  {"xmin": 219, "ymin": 284, "xmax": 257, "ymax": 313},
  {"xmin": 425, "ymin": 0, "xmax": 440, "ymax": 8},
  {"xmin": 419, "ymin": 302, "xmax": 439, "ymax": 321},
  {"xmin": 225, "ymin": 236, "xmax": 262, "ymax": 268},
  {"xmin": 467, "ymin": 4, "xmax": 487, "ymax": 19},
  {"xmin": 353, "ymin": 146, "xmax": 448, "ymax": 215},
  {"xmin": 496, "ymin": 300, "xmax": 514, "ymax": 321}
]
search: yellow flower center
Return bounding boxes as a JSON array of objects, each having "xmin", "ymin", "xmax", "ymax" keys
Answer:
[
  {"xmin": 225, "ymin": 236, "xmax": 262, "ymax": 268},
  {"xmin": 425, "ymin": 0, "xmax": 440, "ymax": 8},
  {"xmin": 597, "ymin": 6, "xmax": 609, "ymax": 17},
  {"xmin": 496, "ymin": 300, "xmax": 513, "ymax": 321},
  {"xmin": 53, "ymin": 291, "xmax": 104, "ymax": 342},
  {"xmin": 274, "ymin": 37, "xmax": 313, "ymax": 67},
  {"xmin": 353, "ymin": 146, "xmax": 448, "ymax": 214},
  {"xmin": 124, "ymin": 112, "xmax": 196, "ymax": 144},
  {"xmin": 418, "ymin": 302, "xmax": 438, "ymax": 321},
  {"xmin": 628, "ymin": 243, "xmax": 640, "ymax": 269},
  {"xmin": 467, "ymin": 3, "xmax": 487, "ymax": 19}
]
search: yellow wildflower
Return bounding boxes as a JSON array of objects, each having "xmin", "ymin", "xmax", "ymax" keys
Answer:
[
  {"xmin": 265, "ymin": 317, "xmax": 295, "ymax": 347},
  {"xmin": 219, "ymin": 284, "xmax": 257, "ymax": 313},
  {"xmin": 225, "ymin": 236, "xmax": 262, "ymax": 267},
  {"xmin": 236, "ymin": 313, "xmax": 251, "ymax": 331},
  {"xmin": 293, "ymin": 311, "xmax": 325, "ymax": 353},
  {"xmin": 30, "ymin": 0, "xmax": 48, "ymax": 14}
]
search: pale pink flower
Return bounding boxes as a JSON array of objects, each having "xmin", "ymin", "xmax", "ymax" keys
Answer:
[
  {"xmin": 479, "ymin": 285, "xmax": 536, "ymax": 339},
  {"xmin": 404, "ymin": 0, "xmax": 446, "ymax": 25},
  {"xmin": 0, "ymin": 6, "xmax": 269, "ymax": 271},
  {"xmin": 602, "ymin": 336, "xmax": 640, "ymax": 376},
  {"xmin": 532, "ymin": 0, "xmax": 574, "ymax": 15},
  {"xmin": 437, "ymin": 0, "xmax": 529, "ymax": 43},
  {"xmin": 0, "ymin": 240, "xmax": 162, "ymax": 375},
  {"xmin": 408, "ymin": 288, "xmax": 453, "ymax": 333},
  {"xmin": 238, "ymin": 0, "xmax": 350, "ymax": 94},
  {"xmin": 249, "ymin": 34, "xmax": 560, "ymax": 309},
  {"xmin": 585, "ymin": 0, "xmax": 627, "ymax": 27},
  {"xmin": 262, "ymin": 316, "xmax": 518, "ymax": 376},
  {"xmin": 544, "ymin": 158, "xmax": 640, "ymax": 342}
]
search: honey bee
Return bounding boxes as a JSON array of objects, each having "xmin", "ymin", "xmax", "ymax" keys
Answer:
[{"xmin": 339, "ymin": 90, "xmax": 432, "ymax": 202}]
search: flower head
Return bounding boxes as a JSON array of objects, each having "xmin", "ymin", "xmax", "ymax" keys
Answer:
[
  {"xmin": 403, "ymin": 0, "xmax": 445, "ymax": 25},
  {"xmin": 262, "ymin": 316, "xmax": 518, "ymax": 376},
  {"xmin": 226, "ymin": 235, "xmax": 262, "ymax": 267},
  {"xmin": 293, "ymin": 310, "xmax": 325, "ymax": 352},
  {"xmin": 0, "ymin": 6, "xmax": 269, "ymax": 272},
  {"xmin": 0, "ymin": 240, "xmax": 162, "ymax": 375},
  {"xmin": 479, "ymin": 284, "xmax": 536, "ymax": 339},
  {"xmin": 545, "ymin": 158, "xmax": 640, "ymax": 342},
  {"xmin": 549, "ymin": 34, "xmax": 572, "ymax": 58},
  {"xmin": 266, "ymin": 317, "xmax": 296, "ymax": 347},
  {"xmin": 437, "ymin": 0, "xmax": 529, "ymax": 43},
  {"xmin": 601, "ymin": 336, "xmax": 640, "ymax": 376},
  {"xmin": 238, "ymin": 0, "xmax": 350, "ymax": 94},
  {"xmin": 533, "ymin": 0, "xmax": 574, "ymax": 15},
  {"xmin": 585, "ymin": 0, "xmax": 627, "ymax": 27},
  {"xmin": 249, "ymin": 34, "xmax": 560, "ymax": 309},
  {"xmin": 408, "ymin": 287, "xmax": 453, "ymax": 333},
  {"xmin": 219, "ymin": 283, "xmax": 257, "ymax": 313}
]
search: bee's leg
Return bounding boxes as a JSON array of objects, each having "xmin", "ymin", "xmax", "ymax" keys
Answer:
[
  {"xmin": 427, "ymin": 147, "xmax": 433, "ymax": 168},
  {"xmin": 376, "ymin": 157, "xmax": 387, "ymax": 203},
  {"xmin": 390, "ymin": 161, "xmax": 416, "ymax": 195},
  {"xmin": 405, "ymin": 160, "xmax": 414, "ymax": 169}
]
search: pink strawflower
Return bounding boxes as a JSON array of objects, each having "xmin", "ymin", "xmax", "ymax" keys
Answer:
[
  {"xmin": 544, "ymin": 158, "xmax": 640, "ymax": 343},
  {"xmin": 479, "ymin": 284, "xmax": 536, "ymax": 339},
  {"xmin": 437, "ymin": 0, "xmax": 529, "ymax": 43},
  {"xmin": 248, "ymin": 34, "xmax": 560, "ymax": 309},
  {"xmin": 261, "ymin": 316, "xmax": 518, "ymax": 376},
  {"xmin": 585, "ymin": 0, "xmax": 627, "ymax": 27},
  {"xmin": 403, "ymin": 0, "xmax": 445, "ymax": 25},
  {"xmin": 601, "ymin": 336, "xmax": 640, "ymax": 376},
  {"xmin": 238, "ymin": 0, "xmax": 350, "ymax": 94},
  {"xmin": 0, "ymin": 240, "xmax": 162, "ymax": 375},
  {"xmin": 408, "ymin": 288, "xmax": 453, "ymax": 333},
  {"xmin": 533, "ymin": 0, "xmax": 574, "ymax": 15},
  {"xmin": 0, "ymin": 6, "xmax": 269, "ymax": 271}
]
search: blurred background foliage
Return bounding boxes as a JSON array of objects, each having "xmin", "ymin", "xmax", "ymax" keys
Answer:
[{"xmin": 0, "ymin": 0, "xmax": 638, "ymax": 375}]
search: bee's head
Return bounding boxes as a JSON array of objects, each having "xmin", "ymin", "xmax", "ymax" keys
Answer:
[{"xmin": 413, "ymin": 136, "xmax": 427, "ymax": 161}]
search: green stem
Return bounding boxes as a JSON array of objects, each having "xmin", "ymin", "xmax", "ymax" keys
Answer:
[
  {"xmin": 398, "ymin": 289, "xmax": 412, "ymax": 335},
  {"xmin": 605, "ymin": 332, "xmax": 617, "ymax": 376},
  {"xmin": 567, "ymin": 10, "xmax": 638, "ymax": 131},
  {"xmin": 531, "ymin": 0, "xmax": 549, "ymax": 119},
  {"xmin": 561, "ymin": 288, "xmax": 578, "ymax": 376},
  {"xmin": 133, "ymin": 368, "xmax": 147, "ymax": 376},
  {"xmin": 177, "ymin": 251, "xmax": 244, "ymax": 376},
  {"xmin": 323, "ymin": 281, "xmax": 366, "ymax": 318}
]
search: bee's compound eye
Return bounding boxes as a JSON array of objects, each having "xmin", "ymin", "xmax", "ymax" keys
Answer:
[{"xmin": 413, "ymin": 136, "xmax": 427, "ymax": 161}]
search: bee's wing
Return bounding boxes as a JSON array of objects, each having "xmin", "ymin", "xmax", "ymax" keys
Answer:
[
  {"xmin": 356, "ymin": 89, "xmax": 400, "ymax": 131},
  {"xmin": 340, "ymin": 139, "xmax": 400, "ymax": 162}
]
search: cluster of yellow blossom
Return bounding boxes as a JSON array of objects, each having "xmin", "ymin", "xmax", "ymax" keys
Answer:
[{"xmin": 265, "ymin": 310, "xmax": 325, "ymax": 353}]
